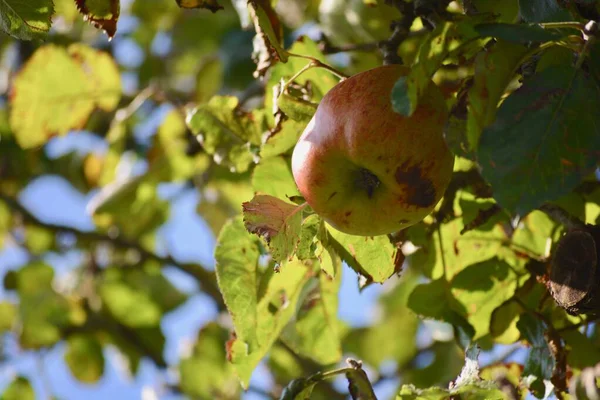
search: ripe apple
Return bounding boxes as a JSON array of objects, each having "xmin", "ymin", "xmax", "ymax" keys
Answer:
[{"xmin": 291, "ymin": 65, "xmax": 454, "ymax": 236}]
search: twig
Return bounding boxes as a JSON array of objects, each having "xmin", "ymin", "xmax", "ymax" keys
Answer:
[
  {"xmin": 556, "ymin": 316, "xmax": 600, "ymax": 333},
  {"xmin": 0, "ymin": 193, "xmax": 224, "ymax": 309},
  {"xmin": 379, "ymin": 1, "xmax": 417, "ymax": 65},
  {"xmin": 538, "ymin": 203, "xmax": 586, "ymax": 231}
]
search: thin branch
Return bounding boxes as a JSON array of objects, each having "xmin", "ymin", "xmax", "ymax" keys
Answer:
[
  {"xmin": 0, "ymin": 193, "xmax": 224, "ymax": 309},
  {"xmin": 379, "ymin": 1, "xmax": 417, "ymax": 65},
  {"xmin": 538, "ymin": 203, "xmax": 586, "ymax": 231}
]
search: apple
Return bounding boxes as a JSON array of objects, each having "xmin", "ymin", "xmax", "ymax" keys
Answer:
[{"xmin": 291, "ymin": 65, "xmax": 454, "ymax": 236}]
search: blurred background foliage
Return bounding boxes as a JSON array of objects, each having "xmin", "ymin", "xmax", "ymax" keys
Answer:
[{"xmin": 0, "ymin": 0, "xmax": 599, "ymax": 399}]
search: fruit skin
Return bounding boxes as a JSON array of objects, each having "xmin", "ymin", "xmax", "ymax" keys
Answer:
[{"xmin": 291, "ymin": 65, "xmax": 454, "ymax": 236}]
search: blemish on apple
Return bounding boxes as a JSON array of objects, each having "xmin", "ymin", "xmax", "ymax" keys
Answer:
[{"xmin": 394, "ymin": 164, "xmax": 436, "ymax": 208}]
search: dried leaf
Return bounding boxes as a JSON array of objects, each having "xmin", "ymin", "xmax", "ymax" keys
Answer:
[
  {"xmin": 75, "ymin": 0, "xmax": 120, "ymax": 38},
  {"xmin": 175, "ymin": 0, "xmax": 223, "ymax": 12}
]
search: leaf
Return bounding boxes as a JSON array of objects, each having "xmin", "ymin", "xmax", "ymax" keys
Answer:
[
  {"xmin": 260, "ymin": 118, "xmax": 307, "ymax": 158},
  {"xmin": 407, "ymin": 278, "xmax": 474, "ymax": 337},
  {"xmin": 176, "ymin": 0, "xmax": 223, "ymax": 12},
  {"xmin": 243, "ymin": 194, "xmax": 304, "ymax": 264},
  {"xmin": 10, "ymin": 44, "xmax": 122, "ymax": 149},
  {"xmin": 281, "ymin": 251, "xmax": 342, "ymax": 365},
  {"xmin": 296, "ymin": 215, "xmax": 320, "ymax": 261},
  {"xmin": 67, "ymin": 43, "xmax": 122, "ymax": 111},
  {"xmin": 518, "ymin": 0, "xmax": 572, "ymax": 22},
  {"xmin": 276, "ymin": 92, "xmax": 317, "ymax": 123},
  {"xmin": 479, "ymin": 65, "xmax": 600, "ymax": 216},
  {"xmin": 346, "ymin": 367, "xmax": 377, "ymax": 400},
  {"xmin": 280, "ymin": 378, "xmax": 317, "ymax": 400},
  {"xmin": 215, "ymin": 216, "xmax": 260, "ymax": 352},
  {"xmin": 560, "ymin": 330, "xmax": 600, "ymax": 369},
  {"xmin": 451, "ymin": 259, "xmax": 520, "ymax": 340},
  {"xmin": 1, "ymin": 376, "xmax": 35, "ymax": 400},
  {"xmin": 474, "ymin": 23, "xmax": 564, "ymax": 43},
  {"xmin": 467, "ymin": 40, "xmax": 529, "ymax": 152},
  {"xmin": 195, "ymin": 57, "xmax": 224, "ymax": 104},
  {"xmin": 251, "ymin": 156, "xmax": 300, "ymax": 199},
  {"xmin": 75, "ymin": 0, "xmax": 120, "ymax": 38},
  {"xmin": 225, "ymin": 257, "xmax": 312, "ymax": 387},
  {"xmin": 64, "ymin": 334, "xmax": 105, "ymax": 383},
  {"xmin": 179, "ymin": 322, "xmax": 239, "ymax": 399},
  {"xmin": 517, "ymin": 313, "xmax": 555, "ymax": 397},
  {"xmin": 99, "ymin": 281, "xmax": 162, "ymax": 328},
  {"xmin": 248, "ymin": 0, "xmax": 288, "ymax": 77},
  {"xmin": 326, "ymin": 225, "xmax": 398, "ymax": 284},
  {"xmin": 489, "ymin": 300, "xmax": 522, "ymax": 344},
  {"xmin": 186, "ymin": 96, "xmax": 265, "ymax": 173},
  {"xmin": 392, "ymin": 20, "xmax": 480, "ymax": 116},
  {"xmin": 0, "ymin": 301, "xmax": 16, "ymax": 332},
  {"xmin": 0, "ymin": 0, "xmax": 53, "ymax": 40}
]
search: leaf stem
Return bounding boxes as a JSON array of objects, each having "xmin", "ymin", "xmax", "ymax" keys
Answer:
[
  {"xmin": 287, "ymin": 52, "xmax": 348, "ymax": 80},
  {"xmin": 540, "ymin": 22, "xmax": 585, "ymax": 31}
]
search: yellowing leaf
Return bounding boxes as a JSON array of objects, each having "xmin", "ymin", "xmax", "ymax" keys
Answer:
[
  {"xmin": 243, "ymin": 194, "xmax": 304, "ymax": 263},
  {"xmin": 75, "ymin": 0, "xmax": 120, "ymax": 38},
  {"xmin": 0, "ymin": 0, "xmax": 53, "ymax": 40},
  {"xmin": 10, "ymin": 44, "xmax": 121, "ymax": 149}
]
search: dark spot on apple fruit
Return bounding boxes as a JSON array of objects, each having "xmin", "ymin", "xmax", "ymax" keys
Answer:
[
  {"xmin": 355, "ymin": 167, "xmax": 380, "ymax": 198},
  {"xmin": 395, "ymin": 164, "xmax": 436, "ymax": 207},
  {"xmin": 327, "ymin": 191, "xmax": 338, "ymax": 201},
  {"xmin": 345, "ymin": 211, "xmax": 352, "ymax": 217}
]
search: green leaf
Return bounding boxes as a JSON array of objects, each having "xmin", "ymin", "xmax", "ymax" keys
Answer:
[
  {"xmin": 326, "ymin": 225, "xmax": 399, "ymax": 283},
  {"xmin": 0, "ymin": 301, "xmax": 16, "ymax": 332},
  {"xmin": 114, "ymin": 262, "xmax": 188, "ymax": 313},
  {"xmin": 65, "ymin": 334, "xmax": 105, "ymax": 383},
  {"xmin": 215, "ymin": 216, "xmax": 260, "ymax": 350},
  {"xmin": 195, "ymin": 57, "xmax": 224, "ymax": 104},
  {"xmin": 478, "ymin": 65, "xmax": 600, "ymax": 216},
  {"xmin": 466, "ymin": 40, "xmax": 529, "ymax": 152},
  {"xmin": 251, "ymin": 156, "xmax": 300, "ymax": 199},
  {"xmin": 407, "ymin": 278, "xmax": 474, "ymax": 337},
  {"xmin": 346, "ymin": 367, "xmax": 377, "ymax": 400},
  {"xmin": 409, "ymin": 216, "xmax": 508, "ymax": 280},
  {"xmin": 186, "ymin": 96, "xmax": 265, "ymax": 173},
  {"xmin": 518, "ymin": 0, "xmax": 571, "ymax": 22},
  {"xmin": 227, "ymin": 259, "xmax": 311, "ymax": 387},
  {"xmin": 392, "ymin": 20, "xmax": 480, "ymax": 116},
  {"xmin": 1, "ymin": 376, "xmax": 35, "ymax": 400},
  {"xmin": 511, "ymin": 210, "xmax": 561, "ymax": 258},
  {"xmin": 247, "ymin": 0, "xmax": 288, "ymax": 77},
  {"xmin": 179, "ymin": 322, "xmax": 239, "ymax": 400},
  {"xmin": 560, "ymin": 330, "xmax": 600, "ymax": 369},
  {"xmin": 281, "ymin": 252, "xmax": 342, "ymax": 365},
  {"xmin": 277, "ymin": 93, "xmax": 317, "ymax": 123},
  {"xmin": 451, "ymin": 259, "xmax": 520, "ymax": 340},
  {"xmin": 260, "ymin": 118, "xmax": 306, "ymax": 158},
  {"xmin": 242, "ymin": 195, "xmax": 304, "ymax": 264},
  {"xmin": 0, "ymin": 0, "xmax": 53, "ymax": 40},
  {"xmin": 74, "ymin": 0, "xmax": 120, "ymax": 38},
  {"xmin": 280, "ymin": 378, "xmax": 317, "ymax": 400},
  {"xmin": 489, "ymin": 300, "xmax": 522, "ymax": 344},
  {"xmin": 99, "ymin": 281, "xmax": 162, "ymax": 328},
  {"xmin": 296, "ymin": 215, "xmax": 320, "ymax": 262},
  {"xmin": 10, "ymin": 44, "xmax": 121, "ymax": 149},
  {"xmin": 474, "ymin": 23, "xmax": 563, "ymax": 43},
  {"xmin": 517, "ymin": 313, "xmax": 554, "ymax": 397}
]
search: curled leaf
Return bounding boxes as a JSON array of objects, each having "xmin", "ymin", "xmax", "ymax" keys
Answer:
[{"xmin": 75, "ymin": 0, "xmax": 120, "ymax": 38}]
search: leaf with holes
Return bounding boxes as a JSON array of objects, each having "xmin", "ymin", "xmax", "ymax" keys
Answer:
[
  {"xmin": 186, "ymin": 96, "xmax": 266, "ymax": 173},
  {"xmin": 478, "ymin": 65, "xmax": 600, "ymax": 215},
  {"xmin": 75, "ymin": 0, "xmax": 120, "ymax": 38},
  {"xmin": 0, "ymin": 0, "xmax": 53, "ymax": 40},
  {"xmin": 243, "ymin": 194, "xmax": 304, "ymax": 263}
]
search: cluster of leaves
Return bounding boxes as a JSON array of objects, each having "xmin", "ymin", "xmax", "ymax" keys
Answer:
[{"xmin": 0, "ymin": 0, "xmax": 600, "ymax": 399}]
